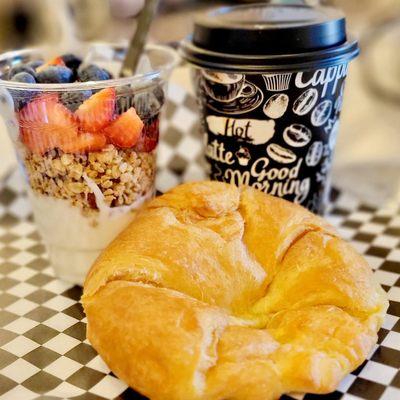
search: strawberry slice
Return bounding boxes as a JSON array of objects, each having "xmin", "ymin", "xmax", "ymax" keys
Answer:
[
  {"xmin": 135, "ymin": 116, "xmax": 159, "ymax": 153},
  {"xmin": 75, "ymin": 88, "xmax": 116, "ymax": 132},
  {"xmin": 36, "ymin": 56, "xmax": 66, "ymax": 72},
  {"xmin": 19, "ymin": 94, "xmax": 78, "ymax": 154},
  {"xmin": 103, "ymin": 107, "xmax": 143, "ymax": 148},
  {"xmin": 60, "ymin": 132, "xmax": 107, "ymax": 153}
]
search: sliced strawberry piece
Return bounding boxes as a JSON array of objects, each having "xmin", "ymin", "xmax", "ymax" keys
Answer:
[
  {"xmin": 19, "ymin": 94, "xmax": 78, "ymax": 154},
  {"xmin": 60, "ymin": 132, "xmax": 107, "ymax": 153},
  {"xmin": 75, "ymin": 88, "xmax": 116, "ymax": 132},
  {"xmin": 135, "ymin": 116, "xmax": 159, "ymax": 153},
  {"xmin": 36, "ymin": 56, "xmax": 66, "ymax": 72},
  {"xmin": 47, "ymin": 56, "xmax": 66, "ymax": 66},
  {"xmin": 103, "ymin": 107, "xmax": 143, "ymax": 148}
]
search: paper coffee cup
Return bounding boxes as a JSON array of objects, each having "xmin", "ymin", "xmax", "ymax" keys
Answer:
[{"xmin": 181, "ymin": 3, "xmax": 359, "ymax": 214}]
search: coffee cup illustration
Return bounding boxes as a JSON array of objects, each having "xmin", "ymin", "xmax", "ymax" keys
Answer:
[{"xmin": 202, "ymin": 71, "xmax": 257, "ymax": 103}]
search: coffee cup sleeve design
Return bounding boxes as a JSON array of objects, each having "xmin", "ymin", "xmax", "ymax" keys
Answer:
[
  {"xmin": 324, "ymin": 118, "xmax": 336, "ymax": 134},
  {"xmin": 240, "ymin": 82, "xmax": 258, "ymax": 98},
  {"xmin": 206, "ymin": 116, "xmax": 275, "ymax": 145},
  {"xmin": 235, "ymin": 147, "xmax": 251, "ymax": 166},
  {"xmin": 262, "ymin": 73, "xmax": 292, "ymax": 91},
  {"xmin": 283, "ymin": 124, "xmax": 312, "ymax": 148},
  {"xmin": 292, "ymin": 88, "xmax": 319, "ymax": 116},
  {"xmin": 201, "ymin": 71, "xmax": 246, "ymax": 103},
  {"xmin": 267, "ymin": 143, "xmax": 297, "ymax": 164},
  {"xmin": 202, "ymin": 70, "xmax": 243, "ymax": 83},
  {"xmin": 311, "ymin": 100, "xmax": 333, "ymax": 127},
  {"xmin": 305, "ymin": 141, "xmax": 324, "ymax": 166},
  {"xmin": 263, "ymin": 93, "xmax": 289, "ymax": 119},
  {"xmin": 194, "ymin": 62, "xmax": 351, "ymax": 214}
]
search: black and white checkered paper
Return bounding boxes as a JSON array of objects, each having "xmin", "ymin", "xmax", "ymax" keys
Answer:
[{"xmin": 0, "ymin": 83, "xmax": 399, "ymax": 400}]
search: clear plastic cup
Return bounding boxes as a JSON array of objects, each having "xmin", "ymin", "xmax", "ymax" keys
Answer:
[{"xmin": 0, "ymin": 44, "xmax": 178, "ymax": 285}]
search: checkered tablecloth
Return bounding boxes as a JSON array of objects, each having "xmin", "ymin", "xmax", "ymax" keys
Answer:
[{"xmin": 0, "ymin": 83, "xmax": 399, "ymax": 400}]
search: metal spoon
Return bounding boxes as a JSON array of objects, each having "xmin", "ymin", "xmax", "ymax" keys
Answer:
[{"xmin": 120, "ymin": 0, "xmax": 160, "ymax": 77}]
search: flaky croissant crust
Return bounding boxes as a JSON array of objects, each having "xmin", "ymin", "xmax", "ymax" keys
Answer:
[{"xmin": 82, "ymin": 181, "xmax": 388, "ymax": 400}]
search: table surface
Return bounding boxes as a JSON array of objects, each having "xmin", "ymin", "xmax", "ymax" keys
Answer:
[{"xmin": 0, "ymin": 83, "xmax": 399, "ymax": 400}]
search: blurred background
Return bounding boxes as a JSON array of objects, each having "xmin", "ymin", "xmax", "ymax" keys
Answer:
[{"xmin": 0, "ymin": 0, "xmax": 399, "ymax": 206}]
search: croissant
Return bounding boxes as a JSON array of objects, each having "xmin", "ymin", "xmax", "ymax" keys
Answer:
[{"xmin": 82, "ymin": 181, "xmax": 388, "ymax": 400}]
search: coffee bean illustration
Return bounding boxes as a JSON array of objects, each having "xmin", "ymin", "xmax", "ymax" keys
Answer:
[
  {"xmin": 306, "ymin": 141, "xmax": 324, "ymax": 166},
  {"xmin": 283, "ymin": 124, "xmax": 312, "ymax": 148},
  {"xmin": 292, "ymin": 88, "xmax": 318, "ymax": 116},
  {"xmin": 263, "ymin": 93, "xmax": 289, "ymax": 119},
  {"xmin": 311, "ymin": 100, "xmax": 332, "ymax": 127},
  {"xmin": 267, "ymin": 143, "xmax": 297, "ymax": 164}
]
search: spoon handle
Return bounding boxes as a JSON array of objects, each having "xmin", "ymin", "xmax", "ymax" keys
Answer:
[{"xmin": 120, "ymin": 0, "xmax": 160, "ymax": 78}]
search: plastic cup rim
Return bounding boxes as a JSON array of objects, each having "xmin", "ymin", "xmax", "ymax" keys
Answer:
[{"xmin": 0, "ymin": 43, "xmax": 180, "ymax": 92}]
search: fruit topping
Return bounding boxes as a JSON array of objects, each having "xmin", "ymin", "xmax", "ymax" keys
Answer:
[
  {"xmin": 75, "ymin": 88, "xmax": 116, "ymax": 132},
  {"xmin": 9, "ymin": 73, "xmax": 37, "ymax": 110},
  {"xmin": 135, "ymin": 116, "xmax": 159, "ymax": 152},
  {"xmin": 8, "ymin": 65, "xmax": 36, "ymax": 80},
  {"xmin": 11, "ymin": 72, "xmax": 36, "ymax": 84},
  {"xmin": 78, "ymin": 64, "xmax": 111, "ymax": 82},
  {"xmin": 61, "ymin": 54, "xmax": 82, "ymax": 80},
  {"xmin": 36, "ymin": 66, "xmax": 74, "ymax": 84},
  {"xmin": 60, "ymin": 132, "xmax": 107, "ymax": 153},
  {"xmin": 104, "ymin": 107, "xmax": 143, "ymax": 148},
  {"xmin": 61, "ymin": 54, "xmax": 82, "ymax": 71},
  {"xmin": 133, "ymin": 89, "xmax": 163, "ymax": 119},
  {"xmin": 5, "ymin": 55, "xmax": 116, "ymax": 85},
  {"xmin": 26, "ymin": 60, "xmax": 44, "ymax": 70},
  {"xmin": 19, "ymin": 94, "xmax": 78, "ymax": 154},
  {"xmin": 36, "ymin": 56, "xmax": 66, "ymax": 72},
  {"xmin": 60, "ymin": 90, "xmax": 92, "ymax": 112},
  {"xmin": 116, "ymin": 86, "xmax": 135, "ymax": 114}
]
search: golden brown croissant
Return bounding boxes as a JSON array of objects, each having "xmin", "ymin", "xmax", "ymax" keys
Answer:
[{"xmin": 82, "ymin": 181, "xmax": 388, "ymax": 400}]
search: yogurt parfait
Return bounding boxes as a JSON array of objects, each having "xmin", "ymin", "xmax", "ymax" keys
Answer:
[{"xmin": 0, "ymin": 44, "xmax": 177, "ymax": 284}]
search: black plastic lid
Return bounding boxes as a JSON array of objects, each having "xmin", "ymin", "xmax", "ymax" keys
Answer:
[{"xmin": 180, "ymin": 3, "xmax": 359, "ymax": 72}]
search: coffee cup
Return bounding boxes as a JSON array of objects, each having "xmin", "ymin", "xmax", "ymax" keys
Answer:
[
  {"xmin": 181, "ymin": 3, "xmax": 359, "ymax": 214},
  {"xmin": 202, "ymin": 71, "xmax": 256, "ymax": 103}
]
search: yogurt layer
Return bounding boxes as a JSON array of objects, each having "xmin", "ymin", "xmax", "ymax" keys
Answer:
[{"xmin": 29, "ymin": 190, "xmax": 152, "ymax": 285}]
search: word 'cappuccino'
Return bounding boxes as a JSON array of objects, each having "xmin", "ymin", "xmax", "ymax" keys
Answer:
[{"xmin": 295, "ymin": 64, "xmax": 348, "ymax": 98}]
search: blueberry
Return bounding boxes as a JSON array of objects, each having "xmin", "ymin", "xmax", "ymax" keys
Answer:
[
  {"xmin": 13, "ymin": 94, "xmax": 35, "ymax": 111},
  {"xmin": 133, "ymin": 90, "xmax": 163, "ymax": 119},
  {"xmin": 60, "ymin": 90, "xmax": 92, "ymax": 112},
  {"xmin": 26, "ymin": 60, "xmax": 44, "ymax": 70},
  {"xmin": 103, "ymin": 69, "xmax": 114, "ymax": 80},
  {"xmin": 116, "ymin": 86, "xmax": 135, "ymax": 114},
  {"xmin": 8, "ymin": 64, "xmax": 36, "ymax": 80},
  {"xmin": 11, "ymin": 72, "xmax": 36, "ymax": 84},
  {"xmin": 36, "ymin": 66, "xmax": 74, "ymax": 84},
  {"xmin": 61, "ymin": 54, "xmax": 82, "ymax": 71},
  {"xmin": 78, "ymin": 64, "xmax": 111, "ymax": 82},
  {"xmin": 9, "ymin": 72, "xmax": 37, "ymax": 110}
]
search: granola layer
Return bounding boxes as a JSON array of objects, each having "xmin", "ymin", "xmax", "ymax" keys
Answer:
[{"xmin": 24, "ymin": 144, "xmax": 156, "ymax": 215}]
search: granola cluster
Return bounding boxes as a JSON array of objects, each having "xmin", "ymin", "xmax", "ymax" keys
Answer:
[{"xmin": 24, "ymin": 144, "xmax": 156, "ymax": 214}]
